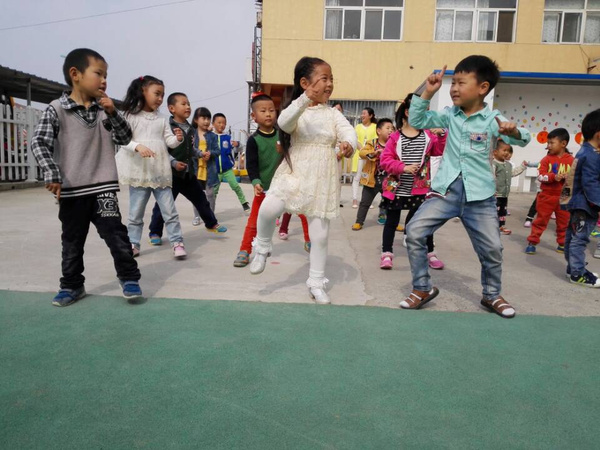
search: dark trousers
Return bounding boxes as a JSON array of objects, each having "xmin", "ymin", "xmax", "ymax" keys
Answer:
[
  {"xmin": 526, "ymin": 193, "xmax": 538, "ymax": 220},
  {"xmin": 355, "ymin": 182, "xmax": 382, "ymax": 225},
  {"xmin": 382, "ymin": 196, "xmax": 434, "ymax": 253},
  {"xmin": 496, "ymin": 196, "xmax": 508, "ymax": 227},
  {"xmin": 58, "ymin": 192, "xmax": 140, "ymax": 289},
  {"xmin": 149, "ymin": 174, "xmax": 217, "ymax": 237}
]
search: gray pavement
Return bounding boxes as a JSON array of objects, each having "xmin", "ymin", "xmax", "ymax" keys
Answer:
[{"xmin": 1, "ymin": 183, "xmax": 599, "ymax": 316}]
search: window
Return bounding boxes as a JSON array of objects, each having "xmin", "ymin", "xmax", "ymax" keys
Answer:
[
  {"xmin": 324, "ymin": 0, "xmax": 404, "ymax": 41},
  {"xmin": 542, "ymin": 0, "xmax": 600, "ymax": 43},
  {"xmin": 434, "ymin": 0, "xmax": 517, "ymax": 43}
]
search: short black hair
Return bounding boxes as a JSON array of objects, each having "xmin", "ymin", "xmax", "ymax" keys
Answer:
[
  {"xmin": 454, "ymin": 55, "xmax": 500, "ymax": 94},
  {"xmin": 212, "ymin": 113, "xmax": 226, "ymax": 123},
  {"xmin": 251, "ymin": 94, "xmax": 274, "ymax": 111},
  {"xmin": 582, "ymin": 108, "xmax": 600, "ymax": 141},
  {"xmin": 548, "ymin": 127, "xmax": 570, "ymax": 145},
  {"xmin": 62, "ymin": 48, "xmax": 106, "ymax": 87},
  {"xmin": 167, "ymin": 92, "xmax": 187, "ymax": 106},
  {"xmin": 376, "ymin": 118, "xmax": 393, "ymax": 129}
]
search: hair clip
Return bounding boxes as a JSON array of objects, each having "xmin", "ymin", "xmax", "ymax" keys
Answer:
[{"xmin": 139, "ymin": 76, "xmax": 144, "ymax": 81}]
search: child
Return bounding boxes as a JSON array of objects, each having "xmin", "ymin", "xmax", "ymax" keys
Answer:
[
  {"xmin": 352, "ymin": 107, "xmax": 377, "ymax": 208},
  {"xmin": 147, "ymin": 97, "xmax": 227, "ymax": 240},
  {"xmin": 402, "ymin": 55, "xmax": 531, "ymax": 318},
  {"xmin": 352, "ymin": 118, "xmax": 394, "ymax": 230},
  {"xmin": 212, "ymin": 113, "xmax": 250, "ymax": 214},
  {"xmin": 31, "ymin": 48, "xmax": 142, "ymax": 305},
  {"xmin": 563, "ymin": 109, "xmax": 600, "ymax": 287},
  {"xmin": 379, "ymin": 93, "xmax": 447, "ymax": 271},
  {"xmin": 115, "ymin": 76, "xmax": 187, "ymax": 259},
  {"xmin": 233, "ymin": 94, "xmax": 281, "ymax": 267},
  {"xmin": 248, "ymin": 57, "xmax": 357, "ymax": 304},
  {"xmin": 278, "ymin": 213, "xmax": 311, "ymax": 252},
  {"xmin": 493, "ymin": 139, "xmax": 527, "ymax": 235},
  {"xmin": 192, "ymin": 107, "xmax": 220, "ymax": 218},
  {"xmin": 525, "ymin": 128, "xmax": 574, "ymax": 254}
]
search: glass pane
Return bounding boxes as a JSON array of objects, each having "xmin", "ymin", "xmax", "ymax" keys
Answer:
[
  {"xmin": 542, "ymin": 12, "xmax": 560, "ymax": 42},
  {"xmin": 584, "ymin": 13, "xmax": 600, "ymax": 43},
  {"xmin": 383, "ymin": 10, "xmax": 402, "ymax": 39},
  {"xmin": 435, "ymin": 10, "xmax": 454, "ymax": 40},
  {"xmin": 437, "ymin": 0, "xmax": 475, "ymax": 7},
  {"xmin": 325, "ymin": 10, "xmax": 343, "ymax": 39},
  {"xmin": 365, "ymin": 10, "xmax": 383, "ymax": 39},
  {"xmin": 588, "ymin": 0, "xmax": 600, "ymax": 8},
  {"xmin": 326, "ymin": 0, "xmax": 363, "ymax": 6},
  {"xmin": 544, "ymin": 0, "xmax": 584, "ymax": 9},
  {"xmin": 562, "ymin": 12, "xmax": 582, "ymax": 42},
  {"xmin": 454, "ymin": 11, "xmax": 474, "ymax": 40},
  {"xmin": 366, "ymin": 0, "xmax": 403, "ymax": 6},
  {"xmin": 497, "ymin": 11, "xmax": 514, "ymax": 41},
  {"xmin": 343, "ymin": 9, "xmax": 362, "ymax": 39},
  {"xmin": 477, "ymin": 0, "xmax": 516, "ymax": 7},
  {"xmin": 477, "ymin": 11, "xmax": 496, "ymax": 40}
]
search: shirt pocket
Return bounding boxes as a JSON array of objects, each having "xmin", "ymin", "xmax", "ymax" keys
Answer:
[{"xmin": 469, "ymin": 132, "xmax": 489, "ymax": 153}]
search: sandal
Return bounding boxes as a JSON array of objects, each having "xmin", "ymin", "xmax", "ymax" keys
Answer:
[
  {"xmin": 480, "ymin": 296, "xmax": 516, "ymax": 318},
  {"xmin": 400, "ymin": 287, "xmax": 439, "ymax": 310},
  {"xmin": 499, "ymin": 226, "xmax": 512, "ymax": 235}
]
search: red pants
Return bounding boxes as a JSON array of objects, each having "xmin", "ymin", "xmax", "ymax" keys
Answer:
[
  {"xmin": 279, "ymin": 212, "xmax": 310, "ymax": 242},
  {"xmin": 527, "ymin": 191, "xmax": 569, "ymax": 246},
  {"xmin": 239, "ymin": 193, "xmax": 265, "ymax": 253}
]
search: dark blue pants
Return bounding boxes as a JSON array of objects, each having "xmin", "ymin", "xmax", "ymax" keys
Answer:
[{"xmin": 564, "ymin": 209, "xmax": 597, "ymax": 278}]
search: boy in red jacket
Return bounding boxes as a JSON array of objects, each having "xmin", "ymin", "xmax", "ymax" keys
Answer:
[{"xmin": 525, "ymin": 128, "xmax": 574, "ymax": 254}]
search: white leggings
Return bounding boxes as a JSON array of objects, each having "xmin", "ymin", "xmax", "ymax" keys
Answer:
[
  {"xmin": 352, "ymin": 159, "xmax": 365, "ymax": 201},
  {"xmin": 255, "ymin": 195, "xmax": 330, "ymax": 284}
]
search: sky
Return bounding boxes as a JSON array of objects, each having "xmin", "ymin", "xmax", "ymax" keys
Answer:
[{"xmin": 0, "ymin": 0, "xmax": 258, "ymax": 135}]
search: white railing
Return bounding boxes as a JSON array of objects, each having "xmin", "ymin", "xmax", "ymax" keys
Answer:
[{"xmin": 0, "ymin": 104, "xmax": 43, "ymax": 182}]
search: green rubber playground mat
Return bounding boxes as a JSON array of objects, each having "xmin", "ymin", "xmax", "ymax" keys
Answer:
[{"xmin": 1, "ymin": 290, "xmax": 598, "ymax": 449}]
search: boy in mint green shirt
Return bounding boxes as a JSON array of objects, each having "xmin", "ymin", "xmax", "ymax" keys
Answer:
[{"xmin": 401, "ymin": 55, "xmax": 531, "ymax": 319}]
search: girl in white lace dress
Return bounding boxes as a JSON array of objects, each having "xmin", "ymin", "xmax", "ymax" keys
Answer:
[
  {"xmin": 249, "ymin": 57, "xmax": 357, "ymax": 304},
  {"xmin": 116, "ymin": 76, "xmax": 188, "ymax": 259}
]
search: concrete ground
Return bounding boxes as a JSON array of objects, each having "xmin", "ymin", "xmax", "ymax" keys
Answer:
[{"xmin": 0, "ymin": 182, "xmax": 598, "ymax": 317}]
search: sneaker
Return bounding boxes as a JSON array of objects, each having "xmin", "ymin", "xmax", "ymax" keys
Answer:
[
  {"xmin": 233, "ymin": 250, "xmax": 250, "ymax": 267},
  {"xmin": 507, "ymin": 210, "xmax": 511, "ymax": 216},
  {"xmin": 594, "ymin": 247, "xmax": 600, "ymax": 259},
  {"xmin": 132, "ymin": 244, "xmax": 140, "ymax": 257},
  {"xmin": 499, "ymin": 226, "xmax": 512, "ymax": 235},
  {"xmin": 173, "ymin": 242, "xmax": 187, "ymax": 260},
  {"xmin": 427, "ymin": 252, "xmax": 445, "ymax": 270},
  {"xmin": 52, "ymin": 286, "xmax": 86, "ymax": 307},
  {"xmin": 591, "ymin": 229, "xmax": 600, "ymax": 238},
  {"xmin": 249, "ymin": 252, "xmax": 268, "ymax": 275},
  {"xmin": 369, "ymin": 205, "xmax": 374, "ymax": 209},
  {"xmin": 276, "ymin": 218, "xmax": 280, "ymax": 226},
  {"xmin": 242, "ymin": 202, "xmax": 251, "ymax": 215},
  {"xmin": 279, "ymin": 232, "xmax": 288, "ymax": 240},
  {"xmin": 523, "ymin": 220, "xmax": 532, "ymax": 228},
  {"xmin": 352, "ymin": 200, "xmax": 358, "ymax": 208},
  {"xmin": 304, "ymin": 241, "xmax": 311, "ymax": 253},
  {"xmin": 207, "ymin": 224, "xmax": 227, "ymax": 234},
  {"xmin": 556, "ymin": 245, "xmax": 564, "ymax": 254},
  {"xmin": 308, "ymin": 287, "xmax": 331, "ymax": 304},
  {"xmin": 566, "ymin": 265, "xmax": 598, "ymax": 278},
  {"xmin": 121, "ymin": 281, "xmax": 143, "ymax": 300},
  {"xmin": 380, "ymin": 252, "xmax": 393, "ymax": 270},
  {"xmin": 377, "ymin": 214, "xmax": 386, "ymax": 225},
  {"xmin": 192, "ymin": 217, "xmax": 202, "ymax": 226},
  {"xmin": 396, "ymin": 224, "xmax": 404, "ymax": 232},
  {"xmin": 402, "ymin": 235, "xmax": 407, "ymax": 248},
  {"xmin": 525, "ymin": 244, "xmax": 536, "ymax": 254},
  {"xmin": 352, "ymin": 223, "xmax": 363, "ymax": 231},
  {"xmin": 551, "ymin": 212, "xmax": 556, "ymax": 220},
  {"xmin": 149, "ymin": 234, "xmax": 162, "ymax": 246},
  {"xmin": 570, "ymin": 271, "xmax": 600, "ymax": 288}
]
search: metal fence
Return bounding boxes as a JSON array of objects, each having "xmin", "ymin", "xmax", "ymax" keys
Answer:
[
  {"xmin": 0, "ymin": 103, "xmax": 43, "ymax": 182},
  {"xmin": 331, "ymin": 100, "xmax": 398, "ymax": 126}
]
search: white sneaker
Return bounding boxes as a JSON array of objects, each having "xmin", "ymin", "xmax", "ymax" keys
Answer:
[
  {"xmin": 192, "ymin": 217, "xmax": 201, "ymax": 226},
  {"xmin": 402, "ymin": 235, "xmax": 407, "ymax": 248},
  {"xmin": 249, "ymin": 253, "xmax": 268, "ymax": 274},
  {"xmin": 308, "ymin": 287, "xmax": 331, "ymax": 304},
  {"xmin": 173, "ymin": 242, "xmax": 187, "ymax": 260}
]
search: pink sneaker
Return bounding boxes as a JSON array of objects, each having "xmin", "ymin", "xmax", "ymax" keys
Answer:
[
  {"xmin": 523, "ymin": 220, "xmax": 532, "ymax": 228},
  {"xmin": 173, "ymin": 242, "xmax": 187, "ymax": 260},
  {"xmin": 428, "ymin": 252, "xmax": 444, "ymax": 270},
  {"xmin": 551, "ymin": 212, "xmax": 556, "ymax": 220},
  {"xmin": 380, "ymin": 252, "xmax": 393, "ymax": 270},
  {"xmin": 279, "ymin": 232, "xmax": 288, "ymax": 240}
]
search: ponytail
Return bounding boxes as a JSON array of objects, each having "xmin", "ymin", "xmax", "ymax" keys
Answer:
[{"xmin": 121, "ymin": 75, "xmax": 164, "ymax": 115}]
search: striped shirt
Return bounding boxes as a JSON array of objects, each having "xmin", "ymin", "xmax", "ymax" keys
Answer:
[{"xmin": 397, "ymin": 131, "xmax": 426, "ymax": 197}]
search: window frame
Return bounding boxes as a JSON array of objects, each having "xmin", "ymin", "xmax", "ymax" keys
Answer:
[
  {"xmin": 433, "ymin": 1, "xmax": 518, "ymax": 43},
  {"xmin": 323, "ymin": 0, "xmax": 405, "ymax": 42},
  {"xmin": 542, "ymin": 0, "xmax": 600, "ymax": 45}
]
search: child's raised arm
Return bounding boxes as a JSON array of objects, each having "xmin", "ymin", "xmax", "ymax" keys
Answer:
[
  {"xmin": 408, "ymin": 95, "xmax": 450, "ymax": 131},
  {"xmin": 494, "ymin": 115, "xmax": 531, "ymax": 146},
  {"xmin": 278, "ymin": 93, "xmax": 311, "ymax": 134}
]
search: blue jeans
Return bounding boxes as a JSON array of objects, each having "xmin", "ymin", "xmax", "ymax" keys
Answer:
[
  {"xmin": 564, "ymin": 209, "xmax": 597, "ymax": 278},
  {"xmin": 128, "ymin": 186, "xmax": 183, "ymax": 246},
  {"xmin": 406, "ymin": 177, "xmax": 503, "ymax": 300}
]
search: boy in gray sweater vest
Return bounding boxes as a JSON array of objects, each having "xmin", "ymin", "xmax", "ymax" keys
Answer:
[{"xmin": 32, "ymin": 48, "xmax": 142, "ymax": 306}]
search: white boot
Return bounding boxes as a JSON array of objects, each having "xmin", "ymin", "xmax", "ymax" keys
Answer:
[
  {"xmin": 249, "ymin": 237, "xmax": 272, "ymax": 275},
  {"xmin": 307, "ymin": 277, "xmax": 330, "ymax": 305}
]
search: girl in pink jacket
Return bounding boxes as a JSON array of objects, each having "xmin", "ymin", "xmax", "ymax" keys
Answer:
[{"xmin": 379, "ymin": 93, "xmax": 446, "ymax": 270}]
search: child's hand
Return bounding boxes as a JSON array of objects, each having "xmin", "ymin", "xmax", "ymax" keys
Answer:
[
  {"xmin": 403, "ymin": 163, "xmax": 420, "ymax": 175},
  {"xmin": 46, "ymin": 182, "xmax": 61, "ymax": 200},
  {"xmin": 430, "ymin": 128, "xmax": 446, "ymax": 136},
  {"xmin": 305, "ymin": 77, "xmax": 325, "ymax": 103},
  {"xmin": 254, "ymin": 184, "xmax": 264, "ymax": 196},
  {"xmin": 174, "ymin": 162, "xmax": 187, "ymax": 172},
  {"xmin": 336, "ymin": 150, "xmax": 343, "ymax": 161},
  {"xmin": 276, "ymin": 141, "xmax": 283, "ymax": 154},
  {"xmin": 495, "ymin": 117, "xmax": 520, "ymax": 138},
  {"xmin": 98, "ymin": 93, "xmax": 115, "ymax": 115},
  {"xmin": 423, "ymin": 65, "xmax": 446, "ymax": 99},
  {"xmin": 556, "ymin": 173, "xmax": 565, "ymax": 181},
  {"xmin": 202, "ymin": 151, "xmax": 211, "ymax": 161},
  {"xmin": 522, "ymin": 160, "xmax": 528, "ymax": 166},
  {"xmin": 339, "ymin": 141, "xmax": 353, "ymax": 158},
  {"xmin": 232, "ymin": 140, "xmax": 240, "ymax": 148},
  {"xmin": 135, "ymin": 144, "xmax": 156, "ymax": 158},
  {"xmin": 174, "ymin": 128, "xmax": 184, "ymax": 142}
]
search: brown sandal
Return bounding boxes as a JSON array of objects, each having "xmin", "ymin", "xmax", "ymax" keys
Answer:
[
  {"xmin": 480, "ymin": 296, "xmax": 516, "ymax": 318},
  {"xmin": 400, "ymin": 287, "xmax": 439, "ymax": 310}
]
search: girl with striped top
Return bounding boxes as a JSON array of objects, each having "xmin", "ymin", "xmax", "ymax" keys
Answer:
[{"xmin": 379, "ymin": 93, "xmax": 447, "ymax": 270}]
